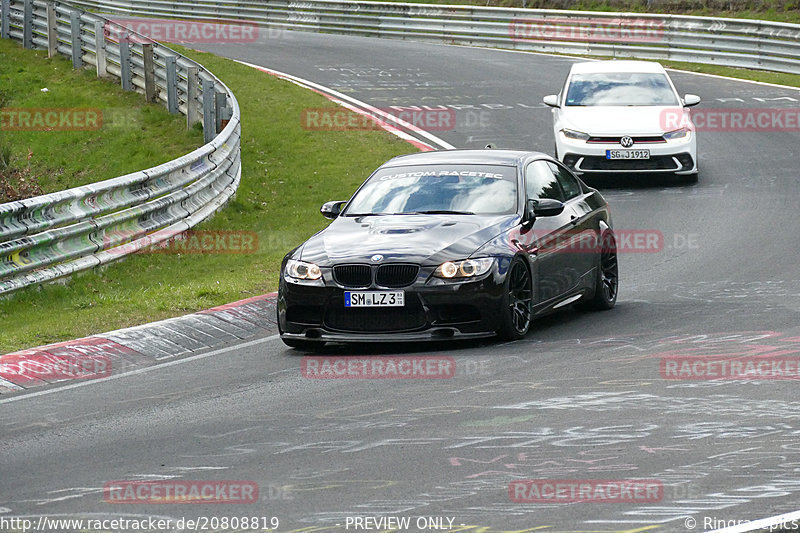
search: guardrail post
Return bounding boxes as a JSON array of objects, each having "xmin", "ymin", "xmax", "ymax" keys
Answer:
[
  {"xmin": 94, "ymin": 20, "xmax": 108, "ymax": 78},
  {"xmin": 119, "ymin": 33, "xmax": 132, "ymax": 91},
  {"xmin": 186, "ymin": 65, "xmax": 200, "ymax": 127},
  {"xmin": 1, "ymin": 0, "xmax": 10, "ymax": 39},
  {"xmin": 202, "ymin": 77, "xmax": 216, "ymax": 143},
  {"xmin": 214, "ymin": 90, "xmax": 227, "ymax": 133},
  {"xmin": 142, "ymin": 42, "xmax": 156, "ymax": 102},
  {"xmin": 46, "ymin": 3, "xmax": 57, "ymax": 56},
  {"xmin": 70, "ymin": 10, "xmax": 82, "ymax": 68},
  {"xmin": 23, "ymin": 0, "xmax": 33, "ymax": 48},
  {"xmin": 755, "ymin": 20, "xmax": 764, "ymax": 69},
  {"xmin": 166, "ymin": 56, "xmax": 178, "ymax": 113}
]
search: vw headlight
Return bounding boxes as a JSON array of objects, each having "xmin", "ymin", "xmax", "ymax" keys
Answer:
[
  {"xmin": 664, "ymin": 127, "xmax": 691, "ymax": 141},
  {"xmin": 560, "ymin": 128, "xmax": 590, "ymax": 141},
  {"xmin": 285, "ymin": 259, "xmax": 322, "ymax": 280},
  {"xmin": 434, "ymin": 258, "xmax": 495, "ymax": 279}
]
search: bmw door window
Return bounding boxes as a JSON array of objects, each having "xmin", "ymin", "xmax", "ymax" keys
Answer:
[
  {"xmin": 547, "ymin": 162, "xmax": 582, "ymax": 200},
  {"xmin": 525, "ymin": 161, "xmax": 565, "ymax": 202}
]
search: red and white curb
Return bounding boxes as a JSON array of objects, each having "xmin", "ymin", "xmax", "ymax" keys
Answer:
[{"xmin": 0, "ymin": 292, "xmax": 278, "ymax": 394}]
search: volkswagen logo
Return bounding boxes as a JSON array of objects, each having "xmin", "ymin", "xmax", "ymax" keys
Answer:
[
  {"xmin": 371, "ymin": 254, "xmax": 384, "ymax": 262},
  {"xmin": 620, "ymin": 136, "xmax": 634, "ymax": 148}
]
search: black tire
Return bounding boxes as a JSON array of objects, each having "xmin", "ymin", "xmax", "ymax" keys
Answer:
[
  {"xmin": 579, "ymin": 231, "xmax": 618, "ymax": 311},
  {"xmin": 281, "ymin": 337, "xmax": 326, "ymax": 351},
  {"xmin": 496, "ymin": 257, "xmax": 533, "ymax": 341}
]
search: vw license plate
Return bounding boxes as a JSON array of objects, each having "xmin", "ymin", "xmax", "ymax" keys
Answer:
[
  {"xmin": 606, "ymin": 149, "xmax": 650, "ymax": 160},
  {"xmin": 345, "ymin": 291, "xmax": 405, "ymax": 307}
]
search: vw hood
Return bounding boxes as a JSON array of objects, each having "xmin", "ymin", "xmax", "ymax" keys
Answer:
[{"xmin": 559, "ymin": 105, "xmax": 688, "ymax": 136}]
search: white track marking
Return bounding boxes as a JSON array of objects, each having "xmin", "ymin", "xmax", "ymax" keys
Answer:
[
  {"xmin": 235, "ymin": 60, "xmax": 456, "ymax": 150},
  {"xmin": 0, "ymin": 334, "xmax": 280, "ymax": 405}
]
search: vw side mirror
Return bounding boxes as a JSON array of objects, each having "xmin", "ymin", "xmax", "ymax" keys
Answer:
[
  {"xmin": 543, "ymin": 94, "xmax": 560, "ymax": 108},
  {"xmin": 683, "ymin": 94, "xmax": 701, "ymax": 107}
]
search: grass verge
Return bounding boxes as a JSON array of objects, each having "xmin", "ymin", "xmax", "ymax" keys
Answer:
[
  {"xmin": 0, "ymin": 40, "xmax": 413, "ymax": 354},
  {"xmin": 659, "ymin": 60, "xmax": 800, "ymax": 88},
  {"xmin": 0, "ymin": 38, "xmax": 203, "ymax": 200}
]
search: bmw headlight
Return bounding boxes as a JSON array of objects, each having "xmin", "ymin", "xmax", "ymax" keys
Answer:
[
  {"xmin": 434, "ymin": 258, "xmax": 495, "ymax": 279},
  {"xmin": 664, "ymin": 127, "xmax": 691, "ymax": 141},
  {"xmin": 560, "ymin": 128, "xmax": 590, "ymax": 141},
  {"xmin": 285, "ymin": 259, "xmax": 322, "ymax": 280}
]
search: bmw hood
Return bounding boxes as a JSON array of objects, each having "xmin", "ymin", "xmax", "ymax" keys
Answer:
[
  {"xmin": 560, "ymin": 106, "xmax": 687, "ymax": 136},
  {"xmin": 298, "ymin": 214, "xmax": 518, "ymax": 265}
]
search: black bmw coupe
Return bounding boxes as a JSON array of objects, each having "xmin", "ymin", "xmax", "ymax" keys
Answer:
[{"xmin": 278, "ymin": 149, "xmax": 617, "ymax": 348}]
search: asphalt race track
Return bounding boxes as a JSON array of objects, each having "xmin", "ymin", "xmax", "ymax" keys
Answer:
[{"xmin": 3, "ymin": 29, "xmax": 800, "ymax": 533}]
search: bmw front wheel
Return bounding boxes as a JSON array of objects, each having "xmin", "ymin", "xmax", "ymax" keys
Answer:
[{"xmin": 497, "ymin": 257, "xmax": 533, "ymax": 341}]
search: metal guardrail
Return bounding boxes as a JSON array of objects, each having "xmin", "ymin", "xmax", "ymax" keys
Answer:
[
  {"xmin": 59, "ymin": 0, "xmax": 800, "ymax": 75},
  {"xmin": 0, "ymin": 0, "xmax": 241, "ymax": 296}
]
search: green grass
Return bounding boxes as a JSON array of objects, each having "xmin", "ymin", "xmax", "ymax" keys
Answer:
[
  {"xmin": 660, "ymin": 60, "xmax": 800, "ymax": 88},
  {"xmin": 0, "ymin": 41, "xmax": 413, "ymax": 353},
  {"xmin": 0, "ymin": 38, "xmax": 203, "ymax": 199}
]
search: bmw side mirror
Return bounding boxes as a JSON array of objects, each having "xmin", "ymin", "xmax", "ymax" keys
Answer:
[
  {"xmin": 534, "ymin": 198, "xmax": 565, "ymax": 217},
  {"xmin": 320, "ymin": 200, "xmax": 346, "ymax": 219},
  {"xmin": 683, "ymin": 94, "xmax": 701, "ymax": 107},
  {"xmin": 542, "ymin": 94, "xmax": 560, "ymax": 108},
  {"xmin": 524, "ymin": 198, "xmax": 565, "ymax": 226}
]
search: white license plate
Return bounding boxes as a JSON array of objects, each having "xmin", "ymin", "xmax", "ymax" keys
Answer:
[
  {"xmin": 345, "ymin": 291, "xmax": 405, "ymax": 307},
  {"xmin": 606, "ymin": 149, "xmax": 650, "ymax": 160}
]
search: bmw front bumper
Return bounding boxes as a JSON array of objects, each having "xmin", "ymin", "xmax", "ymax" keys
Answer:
[{"xmin": 278, "ymin": 264, "xmax": 509, "ymax": 343}]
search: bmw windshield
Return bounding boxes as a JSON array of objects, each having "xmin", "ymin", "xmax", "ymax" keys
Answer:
[
  {"xmin": 342, "ymin": 164, "xmax": 518, "ymax": 216},
  {"xmin": 565, "ymin": 72, "xmax": 680, "ymax": 106}
]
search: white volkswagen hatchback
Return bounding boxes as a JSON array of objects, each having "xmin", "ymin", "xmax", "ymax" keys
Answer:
[{"xmin": 543, "ymin": 60, "xmax": 700, "ymax": 181}]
